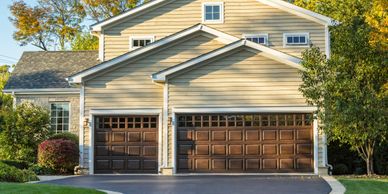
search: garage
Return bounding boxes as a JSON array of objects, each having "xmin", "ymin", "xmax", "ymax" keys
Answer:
[
  {"xmin": 94, "ymin": 115, "xmax": 158, "ymax": 174},
  {"xmin": 176, "ymin": 113, "xmax": 313, "ymax": 173}
]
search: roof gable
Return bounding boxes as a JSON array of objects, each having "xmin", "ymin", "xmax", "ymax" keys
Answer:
[
  {"xmin": 68, "ymin": 24, "xmax": 239, "ymax": 83},
  {"xmin": 152, "ymin": 40, "xmax": 302, "ymax": 83},
  {"xmin": 91, "ymin": 0, "xmax": 337, "ymax": 32}
]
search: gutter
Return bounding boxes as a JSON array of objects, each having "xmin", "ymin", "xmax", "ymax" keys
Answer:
[{"xmin": 3, "ymin": 88, "xmax": 80, "ymax": 95}]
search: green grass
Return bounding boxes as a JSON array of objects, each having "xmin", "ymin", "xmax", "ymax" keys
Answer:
[
  {"xmin": 337, "ymin": 177, "xmax": 388, "ymax": 194},
  {"xmin": 0, "ymin": 183, "xmax": 105, "ymax": 194}
]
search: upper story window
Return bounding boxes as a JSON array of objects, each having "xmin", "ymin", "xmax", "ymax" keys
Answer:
[
  {"xmin": 283, "ymin": 33, "xmax": 310, "ymax": 47},
  {"xmin": 202, "ymin": 2, "xmax": 224, "ymax": 24},
  {"xmin": 50, "ymin": 102, "xmax": 70, "ymax": 133},
  {"xmin": 244, "ymin": 34, "xmax": 269, "ymax": 46},
  {"xmin": 130, "ymin": 36, "xmax": 155, "ymax": 50}
]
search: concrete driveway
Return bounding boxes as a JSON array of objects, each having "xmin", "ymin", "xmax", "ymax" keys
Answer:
[{"xmin": 39, "ymin": 175, "xmax": 331, "ymax": 194}]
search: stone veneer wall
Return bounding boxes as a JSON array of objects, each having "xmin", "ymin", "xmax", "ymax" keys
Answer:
[{"xmin": 15, "ymin": 94, "xmax": 80, "ymax": 135}]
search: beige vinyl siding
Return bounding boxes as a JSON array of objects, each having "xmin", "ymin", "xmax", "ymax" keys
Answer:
[
  {"xmin": 103, "ymin": 0, "xmax": 325, "ymax": 60},
  {"xmin": 84, "ymin": 33, "xmax": 224, "ymax": 115},
  {"xmin": 167, "ymin": 48, "xmax": 308, "ymax": 165}
]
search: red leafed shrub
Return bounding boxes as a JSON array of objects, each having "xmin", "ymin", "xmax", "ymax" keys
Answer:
[{"xmin": 38, "ymin": 139, "xmax": 79, "ymax": 174}]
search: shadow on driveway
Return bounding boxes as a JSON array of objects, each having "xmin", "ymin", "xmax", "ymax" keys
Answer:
[{"xmin": 39, "ymin": 175, "xmax": 331, "ymax": 194}]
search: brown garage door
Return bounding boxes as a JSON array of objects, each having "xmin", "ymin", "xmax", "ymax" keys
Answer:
[
  {"xmin": 177, "ymin": 113, "xmax": 313, "ymax": 173},
  {"xmin": 94, "ymin": 115, "xmax": 158, "ymax": 174}
]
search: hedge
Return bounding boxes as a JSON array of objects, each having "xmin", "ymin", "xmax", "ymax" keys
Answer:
[{"xmin": 0, "ymin": 162, "xmax": 38, "ymax": 182}]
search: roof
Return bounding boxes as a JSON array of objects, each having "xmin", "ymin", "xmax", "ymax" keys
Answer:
[
  {"xmin": 4, "ymin": 51, "xmax": 99, "ymax": 91},
  {"xmin": 91, "ymin": 0, "xmax": 338, "ymax": 32},
  {"xmin": 152, "ymin": 39, "xmax": 303, "ymax": 83},
  {"xmin": 68, "ymin": 24, "xmax": 239, "ymax": 83}
]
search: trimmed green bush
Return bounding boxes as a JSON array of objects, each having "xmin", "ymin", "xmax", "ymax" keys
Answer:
[
  {"xmin": 0, "ymin": 160, "xmax": 30, "ymax": 169},
  {"xmin": 0, "ymin": 162, "xmax": 38, "ymax": 182},
  {"xmin": 29, "ymin": 164, "xmax": 56, "ymax": 175},
  {"xmin": 333, "ymin": 163, "xmax": 349, "ymax": 175},
  {"xmin": 48, "ymin": 132, "xmax": 79, "ymax": 145},
  {"xmin": 38, "ymin": 139, "xmax": 79, "ymax": 174},
  {"xmin": 0, "ymin": 102, "xmax": 50, "ymax": 163}
]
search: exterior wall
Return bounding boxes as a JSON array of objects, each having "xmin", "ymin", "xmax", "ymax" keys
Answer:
[
  {"xmin": 82, "ymin": 33, "xmax": 225, "ymax": 169},
  {"xmin": 168, "ymin": 48, "xmax": 326, "ymax": 167},
  {"xmin": 103, "ymin": 0, "xmax": 325, "ymax": 60},
  {"xmin": 15, "ymin": 94, "xmax": 80, "ymax": 135}
]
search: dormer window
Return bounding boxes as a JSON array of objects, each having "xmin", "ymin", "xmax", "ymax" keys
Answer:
[
  {"xmin": 202, "ymin": 2, "xmax": 224, "ymax": 24},
  {"xmin": 244, "ymin": 34, "xmax": 269, "ymax": 46},
  {"xmin": 283, "ymin": 33, "xmax": 309, "ymax": 47},
  {"xmin": 130, "ymin": 36, "xmax": 155, "ymax": 50}
]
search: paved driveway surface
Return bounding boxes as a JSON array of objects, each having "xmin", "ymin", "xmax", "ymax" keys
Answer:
[{"xmin": 39, "ymin": 175, "xmax": 331, "ymax": 194}]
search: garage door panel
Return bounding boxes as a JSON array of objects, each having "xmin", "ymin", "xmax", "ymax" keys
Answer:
[
  {"xmin": 177, "ymin": 113, "xmax": 313, "ymax": 173},
  {"xmin": 94, "ymin": 115, "xmax": 158, "ymax": 174}
]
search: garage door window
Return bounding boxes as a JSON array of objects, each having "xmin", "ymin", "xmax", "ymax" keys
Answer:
[{"xmin": 50, "ymin": 103, "xmax": 70, "ymax": 133}]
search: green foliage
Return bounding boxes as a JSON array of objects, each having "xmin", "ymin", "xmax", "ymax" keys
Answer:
[
  {"xmin": 29, "ymin": 164, "xmax": 56, "ymax": 175},
  {"xmin": 0, "ymin": 102, "xmax": 51, "ymax": 163},
  {"xmin": 0, "ymin": 65, "xmax": 13, "ymax": 110},
  {"xmin": 38, "ymin": 139, "xmax": 79, "ymax": 174},
  {"xmin": 299, "ymin": 17, "xmax": 387, "ymax": 175},
  {"xmin": 0, "ymin": 160, "xmax": 30, "ymax": 170},
  {"xmin": 0, "ymin": 162, "xmax": 38, "ymax": 183},
  {"xmin": 48, "ymin": 132, "xmax": 79, "ymax": 145},
  {"xmin": 71, "ymin": 32, "xmax": 98, "ymax": 51}
]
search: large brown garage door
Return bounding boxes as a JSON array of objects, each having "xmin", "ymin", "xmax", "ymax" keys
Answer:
[
  {"xmin": 94, "ymin": 115, "xmax": 158, "ymax": 174},
  {"xmin": 177, "ymin": 113, "xmax": 313, "ymax": 173}
]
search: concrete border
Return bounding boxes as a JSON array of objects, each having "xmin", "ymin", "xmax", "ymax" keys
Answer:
[
  {"xmin": 321, "ymin": 176, "xmax": 346, "ymax": 194},
  {"xmin": 98, "ymin": 189, "xmax": 123, "ymax": 194}
]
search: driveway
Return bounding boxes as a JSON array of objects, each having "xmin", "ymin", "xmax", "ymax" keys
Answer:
[{"xmin": 39, "ymin": 175, "xmax": 331, "ymax": 194}]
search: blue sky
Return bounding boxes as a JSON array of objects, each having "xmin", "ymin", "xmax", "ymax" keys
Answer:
[{"xmin": 0, "ymin": 0, "xmax": 39, "ymax": 67}]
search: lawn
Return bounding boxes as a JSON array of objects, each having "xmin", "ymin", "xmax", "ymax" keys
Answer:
[
  {"xmin": 337, "ymin": 177, "xmax": 388, "ymax": 194},
  {"xmin": 0, "ymin": 183, "xmax": 105, "ymax": 194}
]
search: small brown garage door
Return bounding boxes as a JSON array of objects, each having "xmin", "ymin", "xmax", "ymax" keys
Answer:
[
  {"xmin": 94, "ymin": 115, "xmax": 158, "ymax": 174},
  {"xmin": 177, "ymin": 113, "xmax": 313, "ymax": 173}
]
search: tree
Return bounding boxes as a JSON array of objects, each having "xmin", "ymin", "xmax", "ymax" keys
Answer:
[
  {"xmin": 0, "ymin": 65, "xmax": 13, "ymax": 110},
  {"xmin": 71, "ymin": 32, "xmax": 98, "ymax": 51},
  {"xmin": 299, "ymin": 23, "xmax": 387, "ymax": 175},
  {"xmin": 9, "ymin": 1, "xmax": 52, "ymax": 50},
  {"xmin": 10, "ymin": 0, "xmax": 86, "ymax": 50},
  {"xmin": 82, "ymin": 0, "xmax": 142, "ymax": 22}
]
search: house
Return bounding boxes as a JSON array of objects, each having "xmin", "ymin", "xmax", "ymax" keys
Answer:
[{"xmin": 3, "ymin": 0, "xmax": 336, "ymax": 175}]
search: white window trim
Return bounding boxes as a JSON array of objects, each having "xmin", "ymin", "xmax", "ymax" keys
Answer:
[
  {"xmin": 283, "ymin": 32, "xmax": 310, "ymax": 48},
  {"xmin": 49, "ymin": 102, "xmax": 71, "ymax": 133},
  {"xmin": 202, "ymin": 2, "xmax": 224, "ymax": 24},
  {"xmin": 129, "ymin": 35, "xmax": 155, "ymax": 50},
  {"xmin": 243, "ymin": 33, "xmax": 269, "ymax": 46}
]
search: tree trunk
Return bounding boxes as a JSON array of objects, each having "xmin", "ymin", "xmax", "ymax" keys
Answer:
[{"xmin": 366, "ymin": 155, "xmax": 374, "ymax": 176}]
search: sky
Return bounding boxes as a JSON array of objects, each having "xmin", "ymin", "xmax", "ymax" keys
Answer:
[{"xmin": 0, "ymin": 0, "xmax": 39, "ymax": 67}]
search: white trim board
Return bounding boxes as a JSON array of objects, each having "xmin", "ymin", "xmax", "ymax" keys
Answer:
[
  {"xmin": 87, "ymin": 108, "xmax": 162, "ymax": 175},
  {"xmin": 90, "ymin": 0, "xmax": 337, "ymax": 32},
  {"xmin": 152, "ymin": 39, "xmax": 303, "ymax": 83},
  {"xmin": 68, "ymin": 24, "xmax": 239, "ymax": 84}
]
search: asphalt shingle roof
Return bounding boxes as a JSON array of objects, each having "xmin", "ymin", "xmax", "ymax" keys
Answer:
[{"xmin": 4, "ymin": 51, "xmax": 99, "ymax": 90}]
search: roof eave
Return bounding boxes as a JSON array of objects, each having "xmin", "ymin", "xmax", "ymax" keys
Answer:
[{"xmin": 3, "ymin": 88, "xmax": 80, "ymax": 95}]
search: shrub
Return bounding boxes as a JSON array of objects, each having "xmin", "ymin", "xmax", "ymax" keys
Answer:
[
  {"xmin": 0, "ymin": 160, "xmax": 30, "ymax": 169},
  {"xmin": 0, "ymin": 162, "xmax": 38, "ymax": 182},
  {"xmin": 38, "ymin": 139, "xmax": 79, "ymax": 174},
  {"xmin": 29, "ymin": 164, "xmax": 56, "ymax": 175},
  {"xmin": 333, "ymin": 164, "xmax": 349, "ymax": 175},
  {"xmin": 0, "ymin": 102, "xmax": 50, "ymax": 163},
  {"xmin": 48, "ymin": 132, "xmax": 79, "ymax": 145}
]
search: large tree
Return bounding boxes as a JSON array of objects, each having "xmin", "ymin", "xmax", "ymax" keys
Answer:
[
  {"xmin": 10, "ymin": 0, "xmax": 85, "ymax": 50},
  {"xmin": 82, "ymin": 0, "xmax": 144, "ymax": 22},
  {"xmin": 9, "ymin": 1, "xmax": 52, "ymax": 50},
  {"xmin": 71, "ymin": 32, "xmax": 98, "ymax": 51},
  {"xmin": 297, "ymin": 0, "xmax": 388, "ymax": 175}
]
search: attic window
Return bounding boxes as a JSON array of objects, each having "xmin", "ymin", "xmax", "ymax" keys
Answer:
[
  {"xmin": 130, "ymin": 36, "xmax": 155, "ymax": 50},
  {"xmin": 283, "ymin": 33, "xmax": 309, "ymax": 47},
  {"xmin": 244, "ymin": 34, "xmax": 269, "ymax": 46},
  {"xmin": 202, "ymin": 2, "xmax": 224, "ymax": 24}
]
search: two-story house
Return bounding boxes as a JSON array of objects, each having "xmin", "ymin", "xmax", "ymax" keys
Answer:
[{"xmin": 4, "ymin": 0, "xmax": 337, "ymax": 175}]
